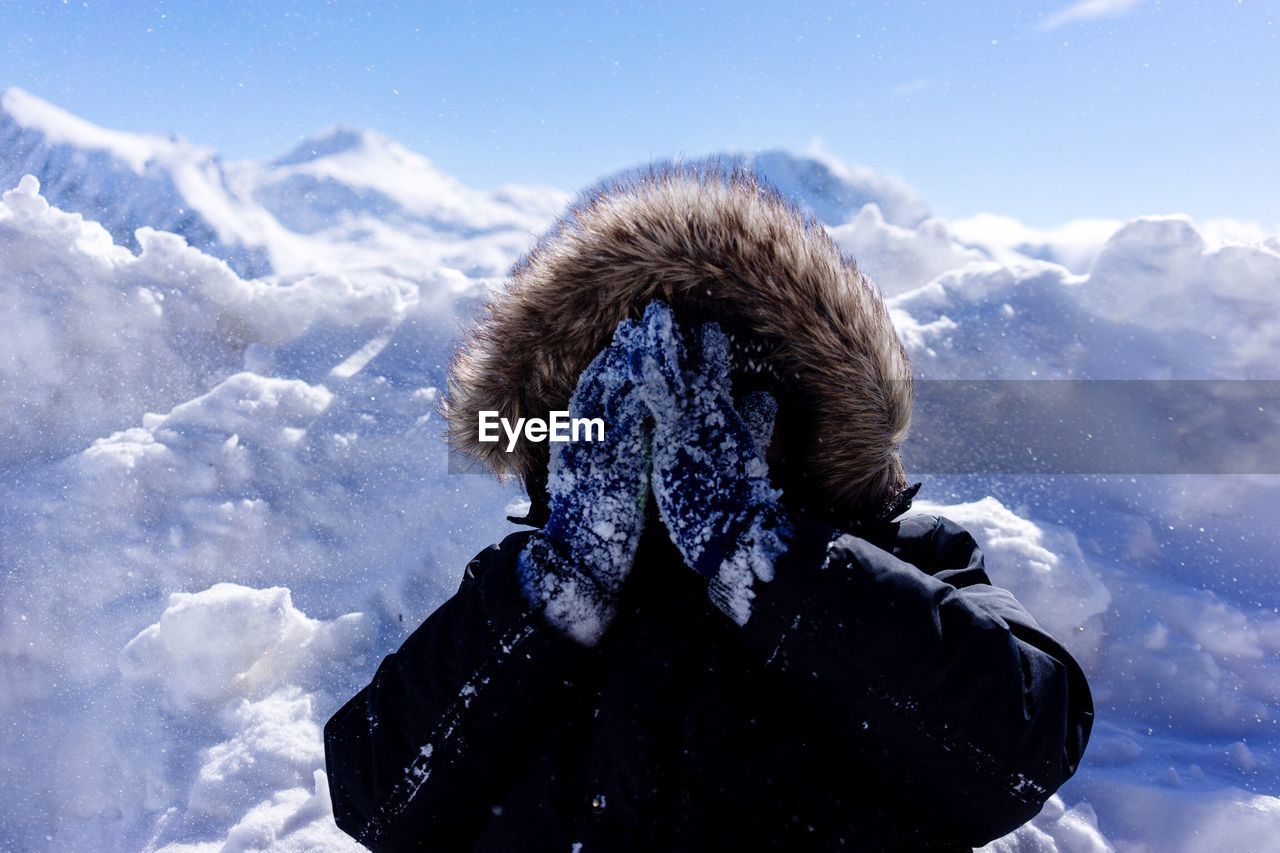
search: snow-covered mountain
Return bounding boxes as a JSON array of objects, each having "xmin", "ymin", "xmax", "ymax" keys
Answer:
[
  {"xmin": 749, "ymin": 147, "xmax": 930, "ymax": 228},
  {"xmin": 0, "ymin": 87, "xmax": 956, "ymax": 288},
  {"xmin": 0, "ymin": 88, "xmax": 570, "ymax": 280},
  {"xmin": 2, "ymin": 91, "xmax": 1280, "ymax": 853},
  {"xmin": 0, "ymin": 87, "xmax": 274, "ymax": 277},
  {"xmin": 254, "ymin": 125, "xmax": 563, "ymax": 237}
]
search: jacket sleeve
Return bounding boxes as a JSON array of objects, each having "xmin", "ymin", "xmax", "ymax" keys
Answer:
[
  {"xmin": 323, "ymin": 531, "xmax": 592, "ymax": 851},
  {"xmin": 739, "ymin": 514, "xmax": 1094, "ymax": 848}
]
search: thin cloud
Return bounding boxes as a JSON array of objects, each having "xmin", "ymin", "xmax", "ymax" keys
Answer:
[{"xmin": 1038, "ymin": 0, "xmax": 1142, "ymax": 31}]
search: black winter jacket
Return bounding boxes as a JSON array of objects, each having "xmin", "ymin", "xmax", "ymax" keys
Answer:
[{"xmin": 324, "ymin": 514, "xmax": 1093, "ymax": 852}]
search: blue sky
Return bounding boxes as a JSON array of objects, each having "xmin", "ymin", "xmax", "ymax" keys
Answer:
[{"xmin": 3, "ymin": 0, "xmax": 1276, "ymax": 226}]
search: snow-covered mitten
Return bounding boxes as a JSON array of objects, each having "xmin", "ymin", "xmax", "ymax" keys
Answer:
[
  {"xmin": 516, "ymin": 317, "xmax": 653, "ymax": 647},
  {"xmin": 631, "ymin": 300, "xmax": 793, "ymax": 626},
  {"xmin": 737, "ymin": 390, "xmax": 780, "ymax": 457}
]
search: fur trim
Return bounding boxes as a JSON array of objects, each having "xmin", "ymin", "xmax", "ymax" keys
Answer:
[{"xmin": 444, "ymin": 161, "xmax": 913, "ymax": 520}]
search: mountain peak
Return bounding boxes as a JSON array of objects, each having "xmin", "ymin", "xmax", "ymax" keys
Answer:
[
  {"xmin": 272, "ymin": 126, "xmax": 396, "ymax": 167},
  {"xmin": 749, "ymin": 149, "xmax": 929, "ymax": 228},
  {"xmin": 592, "ymin": 149, "xmax": 930, "ymax": 229},
  {"xmin": 0, "ymin": 87, "xmax": 181, "ymax": 173}
]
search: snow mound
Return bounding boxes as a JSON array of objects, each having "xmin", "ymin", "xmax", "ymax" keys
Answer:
[
  {"xmin": 123, "ymin": 582, "xmax": 359, "ymax": 708},
  {"xmin": 892, "ymin": 214, "xmax": 1280, "ymax": 379},
  {"xmin": 117, "ymin": 585, "xmax": 368, "ymax": 850},
  {"xmin": 827, "ymin": 202, "xmax": 987, "ymax": 295},
  {"xmin": 947, "ymin": 213, "xmax": 1124, "ymax": 274},
  {"xmin": 978, "ymin": 794, "xmax": 1113, "ymax": 852},
  {"xmin": 1067, "ymin": 780, "xmax": 1280, "ymax": 853},
  {"xmin": 0, "ymin": 177, "xmax": 518, "ymax": 850},
  {"xmin": 0, "ymin": 174, "xmax": 415, "ymax": 468},
  {"xmin": 1083, "ymin": 217, "xmax": 1280, "ymax": 371}
]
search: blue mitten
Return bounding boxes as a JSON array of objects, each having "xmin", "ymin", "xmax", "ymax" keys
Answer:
[
  {"xmin": 516, "ymin": 318, "xmax": 653, "ymax": 647},
  {"xmin": 632, "ymin": 301, "xmax": 793, "ymax": 625}
]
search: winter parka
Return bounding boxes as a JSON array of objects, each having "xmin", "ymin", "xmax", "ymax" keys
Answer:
[
  {"xmin": 324, "ymin": 163, "xmax": 1093, "ymax": 850},
  {"xmin": 324, "ymin": 512, "xmax": 1093, "ymax": 851}
]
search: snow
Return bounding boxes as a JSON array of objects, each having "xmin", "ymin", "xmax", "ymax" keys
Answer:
[
  {"xmin": 750, "ymin": 147, "xmax": 931, "ymax": 228},
  {"xmin": 0, "ymin": 87, "xmax": 569, "ymax": 280},
  {"xmin": 890, "ymin": 215, "xmax": 1280, "ymax": 379},
  {"xmin": 0, "ymin": 89, "xmax": 274, "ymax": 277},
  {"xmin": 260, "ymin": 126, "xmax": 559, "ymax": 235},
  {"xmin": 0, "ymin": 173, "xmax": 415, "ymax": 469},
  {"xmin": 828, "ymin": 202, "xmax": 987, "ymax": 295},
  {"xmin": 2, "ymin": 92, "xmax": 1280, "ymax": 851},
  {"xmin": 978, "ymin": 794, "xmax": 1112, "ymax": 852},
  {"xmin": 1, "ymin": 87, "xmax": 173, "ymax": 174},
  {"xmin": 946, "ymin": 213, "xmax": 1124, "ymax": 273}
]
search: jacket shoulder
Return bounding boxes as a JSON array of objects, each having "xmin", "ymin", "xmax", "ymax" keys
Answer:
[
  {"xmin": 826, "ymin": 514, "xmax": 1054, "ymax": 637},
  {"xmin": 837, "ymin": 513, "xmax": 987, "ymax": 582},
  {"xmin": 457, "ymin": 528, "xmax": 536, "ymax": 588}
]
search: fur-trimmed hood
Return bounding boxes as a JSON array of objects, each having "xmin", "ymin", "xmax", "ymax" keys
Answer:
[{"xmin": 444, "ymin": 161, "xmax": 913, "ymax": 523}]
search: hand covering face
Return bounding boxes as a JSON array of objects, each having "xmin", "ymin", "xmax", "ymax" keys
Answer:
[
  {"xmin": 631, "ymin": 300, "xmax": 793, "ymax": 625},
  {"xmin": 515, "ymin": 316, "xmax": 654, "ymax": 646}
]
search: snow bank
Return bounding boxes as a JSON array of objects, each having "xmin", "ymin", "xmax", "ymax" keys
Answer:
[
  {"xmin": 0, "ymin": 174, "xmax": 415, "ymax": 468},
  {"xmin": 827, "ymin": 202, "xmax": 987, "ymax": 296},
  {"xmin": 1098, "ymin": 577, "xmax": 1280, "ymax": 736},
  {"xmin": 118, "ymin": 585, "xmax": 366, "ymax": 850},
  {"xmin": 947, "ymin": 213, "xmax": 1124, "ymax": 273},
  {"xmin": 891, "ymin": 216, "xmax": 1280, "ymax": 379},
  {"xmin": 122, "ymin": 583, "xmax": 364, "ymax": 712},
  {"xmin": 0, "ymin": 176, "xmax": 519, "ymax": 849},
  {"xmin": 1068, "ymin": 780, "xmax": 1280, "ymax": 853},
  {"xmin": 1083, "ymin": 217, "xmax": 1280, "ymax": 375},
  {"xmin": 884, "ymin": 210, "xmax": 1280, "ymax": 850},
  {"xmin": 978, "ymin": 794, "xmax": 1113, "ymax": 853}
]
